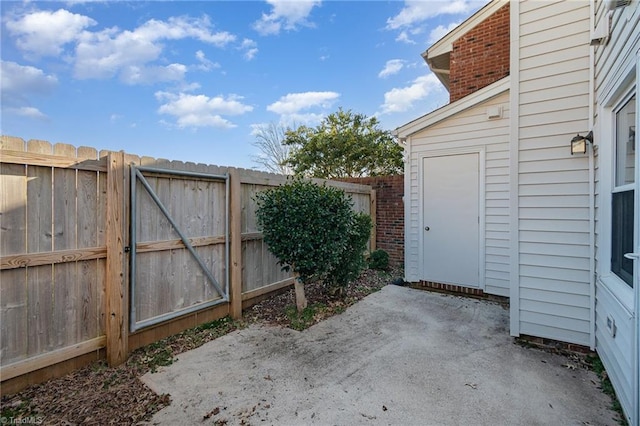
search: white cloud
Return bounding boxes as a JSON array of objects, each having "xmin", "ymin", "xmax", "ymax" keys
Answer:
[
  {"xmin": 73, "ymin": 15, "xmax": 235, "ymax": 82},
  {"xmin": 1, "ymin": 61, "xmax": 58, "ymax": 95},
  {"xmin": 386, "ymin": 1, "xmax": 474, "ymax": 30},
  {"xmin": 195, "ymin": 50, "xmax": 220, "ymax": 71},
  {"xmin": 120, "ymin": 63, "xmax": 187, "ymax": 85},
  {"xmin": 267, "ymin": 91, "xmax": 339, "ymax": 115},
  {"xmin": 5, "ymin": 9, "xmax": 96, "ymax": 57},
  {"xmin": 283, "ymin": 112, "xmax": 325, "ymax": 126},
  {"xmin": 133, "ymin": 16, "xmax": 236, "ymax": 47},
  {"xmin": 179, "ymin": 82, "xmax": 202, "ymax": 92},
  {"xmin": 379, "ymin": 73, "xmax": 441, "ymax": 114},
  {"xmin": 1, "ymin": 61, "xmax": 57, "ymax": 119},
  {"xmin": 74, "ymin": 28, "xmax": 161, "ymax": 80},
  {"xmin": 5, "ymin": 106, "xmax": 48, "ymax": 120},
  {"xmin": 245, "ymin": 48, "xmax": 259, "ymax": 61},
  {"xmin": 379, "ymin": 59, "xmax": 405, "ymax": 79},
  {"xmin": 428, "ymin": 22, "xmax": 460, "ymax": 43},
  {"xmin": 253, "ymin": 0, "xmax": 321, "ymax": 36},
  {"xmin": 395, "ymin": 31, "xmax": 416, "ymax": 44},
  {"xmin": 240, "ymin": 39, "xmax": 258, "ymax": 60},
  {"xmin": 253, "ymin": 19, "xmax": 280, "ymax": 36},
  {"xmin": 6, "ymin": 9, "xmax": 241, "ymax": 85},
  {"xmin": 155, "ymin": 91, "xmax": 253, "ymax": 129},
  {"xmin": 386, "ymin": 1, "xmax": 487, "ymax": 47},
  {"xmin": 65, "ymin": 0, "xmax": 100, "ymax": 4}
]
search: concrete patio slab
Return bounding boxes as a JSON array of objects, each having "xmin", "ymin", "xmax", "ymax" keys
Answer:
[{"xmin": 141, "ymin": 285, "xmax": 618, "ymax": 425}]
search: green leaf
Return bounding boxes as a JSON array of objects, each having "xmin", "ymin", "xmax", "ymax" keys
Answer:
[{"xmin": 283, "ymin": 108, "xmax": 403, "ymax": 178}]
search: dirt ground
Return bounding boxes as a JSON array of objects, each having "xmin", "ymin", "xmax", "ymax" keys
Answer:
[{"xmin": 0, "ymin": 268, "xmax": 400, "ymax": 425}]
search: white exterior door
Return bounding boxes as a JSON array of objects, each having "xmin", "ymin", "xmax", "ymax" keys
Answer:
[{"xmin": 422, "ymin": 153, "xmax": 480, "ymax": 287}]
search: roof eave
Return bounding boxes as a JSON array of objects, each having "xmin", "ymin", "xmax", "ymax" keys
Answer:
[
  {"xmin": 423, "ymin": 50, "xmax": 451, "ymax": 90},
  {"xmin": 394, "ymin": 76, "xmax": 510, "ymax": 140},
  {"xmin": 423, "ymin": 0, "xmax": 509, "ymax": 82}
]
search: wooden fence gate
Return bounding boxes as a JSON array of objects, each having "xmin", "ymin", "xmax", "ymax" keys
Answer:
[{"xmin": 129, "ymin": 165, "xmax": 229, "ymax": 332}]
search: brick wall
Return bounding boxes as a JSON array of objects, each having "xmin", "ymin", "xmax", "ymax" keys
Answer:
[
  {"xmin": 449, "ymin": 2, "xmax": 510, "ymax": 103},
  {"xmin": 338, "ymin": 175, "xmax": 404, "ymax": 266}
]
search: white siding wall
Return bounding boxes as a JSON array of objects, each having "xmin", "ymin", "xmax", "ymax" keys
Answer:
[
  {"xmin": 515, "ymin": 0, "xmax": 592, "ymax": 345},
  {"xmin": 593, "ymin": 1, "xmax": 640, "ymax": 423},
  {"xmin": 595, "ymin": 282, "xmax": 635, "ymax": 422},
  {"xmin": 406, "ymin": 92, "xmax": 511, "ymax": 296}
]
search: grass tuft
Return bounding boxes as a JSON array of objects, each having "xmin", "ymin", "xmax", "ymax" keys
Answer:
[
  {"xmin": 585, "ymin": 354, "xmax": 627, "ymax": 425},
  {"xmin": 284, "ymin": 303, "xmax": 327, "ymax": 331}
]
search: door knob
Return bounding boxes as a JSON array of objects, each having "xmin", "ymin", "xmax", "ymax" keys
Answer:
[{"xmin": 424, "ymin": 226, "xmax": 430, "ymax": 231}]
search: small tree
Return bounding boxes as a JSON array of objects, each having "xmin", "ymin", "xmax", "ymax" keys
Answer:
[
  {"xmin": 283, "ymin": 108, "xmax": 404, "ymax": 178},
  {"xmin": 255, "ymin": 178, "xmax": 371, "ymax": 311}
]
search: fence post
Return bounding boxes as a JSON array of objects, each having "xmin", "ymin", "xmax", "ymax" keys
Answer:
[
  {"xmin": 105, "ymin": 151, "xmax": 128, "ymax": 366},
  {"xmin": 370, "ymin": 189, "xmax": 377, "ymax": 252},
  {"xmin": 228, "ymin": 168, "xmax": 243, "ymax": 319}
]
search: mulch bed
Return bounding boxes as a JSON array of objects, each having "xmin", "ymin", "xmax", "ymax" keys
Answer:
[{"xmin": 0, "ymin": 268, "xmax": 403, "ymax": 425}]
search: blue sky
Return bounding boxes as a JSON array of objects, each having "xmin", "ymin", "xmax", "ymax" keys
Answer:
[{"xmin": 1, "ymin": 0, "xmax": 488, "ymax": 169}]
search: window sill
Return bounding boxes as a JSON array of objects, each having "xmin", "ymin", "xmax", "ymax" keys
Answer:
[{"xmin": 597, "ymin": 273, "xmax": 635, "ymax": 315}]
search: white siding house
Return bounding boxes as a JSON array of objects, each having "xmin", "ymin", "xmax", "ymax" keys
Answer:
[{"xmin": 397, "ymin": 1, "xmax": 639, "ymax": 424}]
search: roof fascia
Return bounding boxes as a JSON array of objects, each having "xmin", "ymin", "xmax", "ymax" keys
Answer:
[{"xmin": 426, "ymin": 0, "xmax": 509, "ymax": 60}]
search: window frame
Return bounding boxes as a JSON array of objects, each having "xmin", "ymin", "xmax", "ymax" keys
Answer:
[
  {"xmin": 598, "ymin": 84, "xmax": 636, "ymax": 312},
  {"xmin": 611, "ymin": 93, "xmax": 636, "ymax": 287}
]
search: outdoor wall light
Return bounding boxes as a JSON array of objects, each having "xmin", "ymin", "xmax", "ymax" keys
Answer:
[{"xmin": 570, "ymin": 131, "xmax": 593, "ymax": 155}]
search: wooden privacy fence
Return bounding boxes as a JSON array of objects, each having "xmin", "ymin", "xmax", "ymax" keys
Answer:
[{"xmin": 0, "ymin": 136, "xmax": 374, "ymax": 394}]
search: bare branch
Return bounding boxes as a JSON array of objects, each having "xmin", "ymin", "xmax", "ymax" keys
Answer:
[{"xmin": 251, "ymin": 122, "xmax": 293, "ymax": 175}]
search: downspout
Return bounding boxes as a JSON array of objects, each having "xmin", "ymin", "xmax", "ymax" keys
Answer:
[
  {"xmin": 588, "ymin": 0, "xmax": 596, "ymax": 351},
  {"xmin": 508, "ymin": 0, "xmax": 521, "ymax": 337},
  {"xmin": 400, "ymin": 135, "xmax": 411, "ymax": 282},
  {"xmin": 588, "ymin": 99, "xmax": 596, "ymax": 352}
]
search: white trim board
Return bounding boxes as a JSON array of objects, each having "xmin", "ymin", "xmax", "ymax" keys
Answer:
[{"xmin": 508, "ymin": 0, "xmax": 521, "ymax": 338}]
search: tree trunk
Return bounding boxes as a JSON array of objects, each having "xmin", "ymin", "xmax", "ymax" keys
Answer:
[{"xmin": 294, "ymin": 276, "xmax": 307, "ymax": 312}]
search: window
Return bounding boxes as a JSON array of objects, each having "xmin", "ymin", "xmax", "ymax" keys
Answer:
[{"xmin": 611, "ymin": 94, "xmax": 635, "ymax": 287}]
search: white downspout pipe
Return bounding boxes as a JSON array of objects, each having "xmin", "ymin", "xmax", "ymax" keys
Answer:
[{"xmin": 588, "ymin": 0, "xmax": 597, "ymax": 351}]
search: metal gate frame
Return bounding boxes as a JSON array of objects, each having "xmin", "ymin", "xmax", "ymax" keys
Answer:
[{"xmin": 129, "ymin": 165, "xmax": 229, "ymax": 332}]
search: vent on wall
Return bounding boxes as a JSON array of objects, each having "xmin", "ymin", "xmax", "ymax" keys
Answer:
[
  {"xmin": 591, "ymin": 12, "xmax": 611, "ymax": 45},
  {"xmin": 486, "ymin": 106, "xmax": 502, "ymax": 120},
  {"xmin": 606, "ymin": 0, "xmax": 632, "ymax": 10}
]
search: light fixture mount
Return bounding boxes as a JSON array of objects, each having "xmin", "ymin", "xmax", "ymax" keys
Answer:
[{"xmin": 571, "ymin": 131, "xmax": 593, "ymax": 155}]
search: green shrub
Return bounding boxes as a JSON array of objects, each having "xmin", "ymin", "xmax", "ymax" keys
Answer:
[
  {"xmin": 255, "ymin": 178, "xmax": 357, "ymax": 283},
  {"xmin": 368, "ymin": 249, "xmax": 390, "ymax": 270},
  {"xmin": 326, "ymin": 212, "xmax": 372, "ymax": 289}
]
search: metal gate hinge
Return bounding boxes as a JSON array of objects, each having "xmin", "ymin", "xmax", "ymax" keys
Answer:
[{"xmin": 124, "ymin": 246, "xmax": 131, "ymax": 253}]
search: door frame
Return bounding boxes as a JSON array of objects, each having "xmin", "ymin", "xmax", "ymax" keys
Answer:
[
  {"xmin": 418, "ymin": 146, "xmax": 486, "ymax": 290},
  {"xmin": 633, "ymin": 50, "xmax": 639, "ymax": 426}
]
